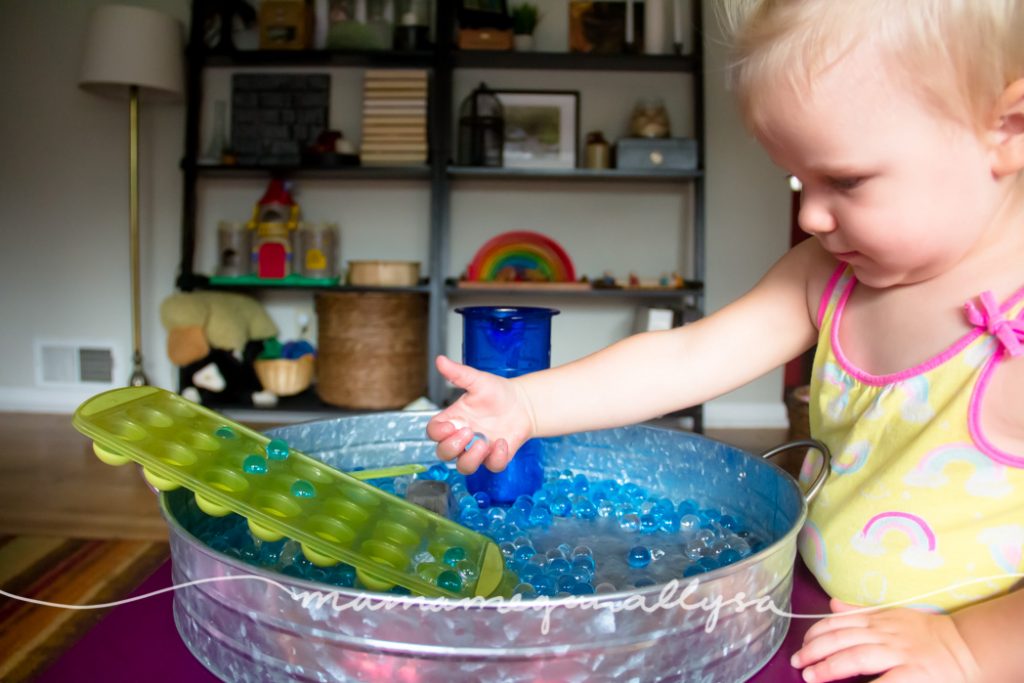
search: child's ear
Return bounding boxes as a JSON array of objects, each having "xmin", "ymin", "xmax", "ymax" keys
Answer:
[{"xmin": 989, "ymin": 79, "xmax": 1024, "ymax": 177}]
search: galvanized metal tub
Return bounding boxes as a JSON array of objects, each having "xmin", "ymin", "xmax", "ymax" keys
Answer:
[{"xmin": 160, "ymin": 412, "xmax": 827, "ymax": 682}]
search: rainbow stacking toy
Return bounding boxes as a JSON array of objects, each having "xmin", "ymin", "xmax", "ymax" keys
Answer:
[
  {"xmin": 73, "ymin": 386, "xmax": 507, "ymax": 598},
  {"xmin": 466, "ymin": 230, "xmax": 576, "ymax": 282}
]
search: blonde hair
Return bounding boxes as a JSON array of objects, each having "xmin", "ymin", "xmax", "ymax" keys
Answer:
[{"xmin": 720, "ymin": 0, "xmax": 1024, "ymax": 134}]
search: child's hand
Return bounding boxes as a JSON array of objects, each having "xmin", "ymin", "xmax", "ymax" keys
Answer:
[
  {"xmin": 792, "ymin": 599, "xmax": 980, "ymax": 683},
  {"xmin": 425, "ymin": 355, "xmax": 536, "ymax": 475}
]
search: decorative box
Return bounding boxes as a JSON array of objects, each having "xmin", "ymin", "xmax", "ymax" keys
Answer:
[
  {"xmin": 458, "ymin": 28, "xmax": 514, "ymax": 51},
  {"xmin": 615, "ymin": 137, "xmax": 698, "ymax": 171}
]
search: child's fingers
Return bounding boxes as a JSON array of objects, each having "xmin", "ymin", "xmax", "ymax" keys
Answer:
[
  {"xmin": 435, "ymin": 355, "xmax": 483, "ymax": 391},
  {"xmin": 482, "ymin": 439, "xmax": 512, "ymax": 473},
  {"xmin": 426, "ymin": 417, "xmax": 458, "ymax": 443},
  {"xmin": 436, "ymin": 427, "xmax": 474, "ymax": 461},
  {"xmin": 456, "ymin": 438, "xmax": 490, "ymax": 475},
  {"xmin": 792, "ymin": 626, "xmax": 887, "ymax": 669},
  {"xmin": 798, "ymin": 644, "xmax": 900, "ymax": 683},
  {"xmin": 803, "ymin": 612, "xmax": 871, "ymax": 643}
]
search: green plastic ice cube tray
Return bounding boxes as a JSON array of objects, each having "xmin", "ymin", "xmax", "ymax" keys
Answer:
[{"xmin": 73, "ymin": 387, "xmax": 506, "ymax": 598}]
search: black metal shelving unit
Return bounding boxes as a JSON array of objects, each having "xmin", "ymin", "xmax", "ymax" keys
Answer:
[{"xmin": 178, "ymin": 0, "xmax": 706, "ymax": 429}]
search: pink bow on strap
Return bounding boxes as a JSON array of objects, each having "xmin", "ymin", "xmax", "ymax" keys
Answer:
[{"xmin": 964, "ymin": 291, "xmax": 1024, "ymax": 357}]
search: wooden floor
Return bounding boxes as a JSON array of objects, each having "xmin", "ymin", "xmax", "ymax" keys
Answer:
[{"xmin": 0, "ymin": 412, "xmax": 788, "ymax": 541}]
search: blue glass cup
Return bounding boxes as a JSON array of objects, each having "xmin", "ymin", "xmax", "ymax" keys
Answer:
[{"xmin": 456, "ymin": 306, "xmax": 559, "ymax": 504}]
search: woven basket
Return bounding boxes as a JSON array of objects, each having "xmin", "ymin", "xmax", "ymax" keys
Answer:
[
  {"xmin": 254, "ymin": 355, "xmax": 315, "ymax": 397},
  {"xmin": 316, "ymin": 292, "xmax": 428, "ymax": 409}
]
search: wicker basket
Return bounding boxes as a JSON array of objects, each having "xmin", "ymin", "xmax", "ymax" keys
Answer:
[
  {"xmin": 347, "ymin": 260, "xmax": 420, "ymax": 287},
  {"xmin": 316, "ymin": 292, "xmax": 428, "ymax": 409},
  {"xmin": 254, "ymin": 355, "xmax": 315, "ymax": 397}
]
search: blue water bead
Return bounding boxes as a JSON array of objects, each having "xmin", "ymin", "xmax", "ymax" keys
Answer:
[
  {"xmin": 679, "ymin": 514, "xmax": 701, "ymax": 532},
  {"xmin": 683, "ymin": 564, "xmax": 705, "ymax": 578},
  {"xmin": 532, "ymin": 488, "xmax": 552, "ymax": 507},
  {"xmin": 239, "ymin": 545, "xmax": 260, "ymax": 564},
  {"xmin": 572, "ymin": 473, "xmax": 590, "ymax": 494},
  {"xmin": 634, "ymin": 577, "xmax": 656, "ymax": 588},
  {"xmin": 215, "ymin": 426, "xmax": 237, "ymax": 440},
  {"xmin": 393, "ymin": 476, "xmax": 411, "ymax": 497},
  {"xmin": 595, "ymin": 582, "xmax": 617, "ymax": 594},
  {"xmin": 699, "ymin": 508, "xmax": 722, "ymax": 525},
  {"xmin": 513, "ymin": 544, "xmax": 536, "ymax": 564},
  {"xmin": 486, "ymin": 507, "xmax": 507, "ymax": 523},
  {"xmin": 696, "ymin": 528, "xmax": 716, "ymax": 545},
  {"xmin": 291, "ymin": 480, "xmax": 316, "ymax": 498},
  {"xmin": 532, "ymin": 575, "xmax": 557, "ymax": 597},
  {"xmin": 596, "ymin": 499, "xmax": 615, "ymax": 518},
  {"xmin": 639, "ymin": 500, "xmax": 657, "ymax": 515},
  {"xmin": 265, "ymin": 438, "xmax": 289, "ymax": 460},
  {"xmin": 558, "ymin": 469, "xmax": 574, "ymax": 481},
  {"xmin": 570, "ymin": 566, "xmax": 593, "ymax": 584},
  {"xmin": 639, "ymin": 514, "xmax": 659, "ymax": 535},
  {"xmin": 614, "ymin": 502, "xmax": 636, "ymax": 520},
  {"xmin": 543, "ymin": 469, "xmax": 561, "ymax": 484},
  {"xmin": 505, "ymin": 507, "xmax": 530, "ymax": 529},
  {"xmin": 654, "ymin": 498, "xmax": 675, "ymax": 515},
  {"xmin": 242, "ymin": 454, "xmax": 268, "ymax": 474},
  {"xmin": 518, "ymin": 563, "xmax": 543, "ymax": 585},
  {"xmin": 557, "ymin": 574, "xmax": 576, "ymax": 592},
  {"xmin": 550, "ymin": 494, "xmax": 573, "ymax": 517},
  {"xmin": 443, "ymin": 546, "xmax": 467, "ymax": 566},
  {"xmin": 258, "ymin": 540, "xmax": 285, "ymax": 565},
  {"xmin": 545, "ymin": 547, "xmax": 566, "ymax": 562},
  {"xmin": 719, "ymin": 548, "xmax": 742, "ymax": 566},
  {"xmin": 499, "ymin": 542, "xmax": 516, "ymax": 560},
  {"xmin": 555, "ymin": 479, "xmax": 573, "ymax": 496},
  {"xmin": 527, "ymin": 553, "xmax": 547, "ymax": 568},
  {"xmin": 571, "ymin": 545, "xmax": 593, "ymax": 558},
  {"xmin": 571, "ymin": 582, "xmax": 596, "ymax": 595},
  {"xmin": 457, "ymin": 494, "xmax": 478, "ymax": 512},
  {"xmin": 719, "ymin": 514, "xmax": 740, "ymax": 531},
  {"xmin": 460, "ymin": 508, "xmax": 488, "ymax": 531},
  {"xmin": 437, "ymin": 570, "xmax": 463, "ymax": 593},
  {"xmin": 456, "ymin": 559, "xmax": 478, "ymax": 582},
  {"xmin": 390, "ymin": 585, "xmax": 412, "ymax": 596},
  {"xmin": 473, "ymin": 491, "xmax": 492, "ymax": 508},
  {"xmin": 513, "ymin": 583, "xmax": 537, "ymax": 599},
  {"xmin": 698, "ymin": 557, "xmax": 720, "ymax": 572},
  {"xmin": 513, "ymin": 536, "xmax": 533, "ymax": 548},
  {"xmin": 426, "ymin": 463, "xmax": 451, "ymax": 482},
  {"xmin": 331, "ymin": 564, "xmax": 356, "ymax": 587},
  {"xmin": 621, "ymin": 482, "xmax": 642, "ymax": 500},
  {"xmin": 492, "ymin": 523, "xmax": 519, "ymax": 543},
  {"xmin": 546, "ymin": 558, "xmax": 572, "ymax": 576},
  {"xmin": 527, "ymin": 505, "xmax": 553, "ymax": 529},
  {"xmin": 684, "ymin": 540, "xmax": 707, "ymax": 561},
  {"xmin": 619, "ymin": 513, "xmax": 641, "ymax": 533},
  {"xmin": 450, "ymin": 480, "xmax": 468, "ymax": 497},
  {"xmin": 573, "ymin": 498, "xmax": 598, "ymax": 520},
  {"xmin": 660, "ymin": 513, "xmax": 681, "ymax": 534},
  {"xmin": 513, "ymin": 495, "xmax": 533, "ymax": 512},
  {"xmin": 627, "ymin": 546, "xmax": 652, "ymax": 568},
  {"xmin": 571, "ymin": 553, "xmax": 596, "ymax": 573},
  {"xmin": 677, "ymin": 499, "xmax": 698, "ymax": 516}
]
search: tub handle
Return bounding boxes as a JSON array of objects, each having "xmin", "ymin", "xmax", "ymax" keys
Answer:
[{"xmin": 760, "ymin": 439, "xmax": 831, "ymax": 504}]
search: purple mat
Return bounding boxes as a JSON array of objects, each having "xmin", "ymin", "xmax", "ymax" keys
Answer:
[{"xmin": 38, "ymin": 559, "xmax": 858, "ymax": 682}]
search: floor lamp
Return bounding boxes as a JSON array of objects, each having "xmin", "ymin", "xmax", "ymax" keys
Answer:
[{"xmin": 79, "ymin": 5, "xmax": 184, "ymax": 386}]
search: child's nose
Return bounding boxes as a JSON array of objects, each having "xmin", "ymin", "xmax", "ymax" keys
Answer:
[{"xmin": 797, "ymin": 195, "xmax": 837, "ymax": 235}]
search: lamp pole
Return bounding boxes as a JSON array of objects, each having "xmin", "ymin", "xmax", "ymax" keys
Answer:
[{"xmin": 128, "ymin": 84, "xmax": 148, "ymax": 387}]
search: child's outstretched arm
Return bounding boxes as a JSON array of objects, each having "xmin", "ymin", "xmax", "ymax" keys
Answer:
[
  {"xmin": 428, "ymin": 239, "xmax": 832, "ymax": 474},
  {"xmin": 793, "ymin": 588, "xmax": 1024, "ymax": 682}
]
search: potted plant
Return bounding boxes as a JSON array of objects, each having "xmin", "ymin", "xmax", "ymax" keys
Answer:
[{"xmin": 510, "ymin": 3, "xmax": 539, "ymax": 51}]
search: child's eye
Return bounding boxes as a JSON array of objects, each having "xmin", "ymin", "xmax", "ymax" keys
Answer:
[{"xmin": 828, "ymin": 176, "xmax": 866, "ymax": 191}]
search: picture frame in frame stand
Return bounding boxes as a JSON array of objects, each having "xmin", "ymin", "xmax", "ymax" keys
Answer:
[{"xmin": 493, "ymin": 90, "xmax": 580, "ymax": 169}]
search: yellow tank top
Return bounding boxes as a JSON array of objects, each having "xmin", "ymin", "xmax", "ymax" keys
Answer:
[{"xmin": 799, "ymin": 265, "xmax": 1024, "ymax": 611}]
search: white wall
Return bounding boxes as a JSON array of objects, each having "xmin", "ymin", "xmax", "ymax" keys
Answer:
[{"xmin": 0, "ymin": 0, "xmax": 790, "ymax": 426}]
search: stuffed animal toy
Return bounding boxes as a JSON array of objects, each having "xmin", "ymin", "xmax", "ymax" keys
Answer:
[{"xmin": 160, "ymin": 291, "xmax": 279, "ymax": 406}]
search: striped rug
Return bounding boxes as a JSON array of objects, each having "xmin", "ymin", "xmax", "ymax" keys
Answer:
[{"xmin": 0, "ymin": 535, "xmax": 169, "ymax": 682}]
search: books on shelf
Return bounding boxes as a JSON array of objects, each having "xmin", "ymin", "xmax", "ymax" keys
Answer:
[{"xmin": 361, "ymin": 69, "xmax": 429, "ymax": 166}]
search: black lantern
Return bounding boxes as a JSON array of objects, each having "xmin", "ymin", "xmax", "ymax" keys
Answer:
[{"xmin": 457, "ymin": 82, "xmax": 504, "ymax": 167}]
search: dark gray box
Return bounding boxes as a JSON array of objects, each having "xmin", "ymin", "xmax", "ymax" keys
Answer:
[{"xmin": 616, "ymin": 137, "xmax": 698, "ymax": 171}]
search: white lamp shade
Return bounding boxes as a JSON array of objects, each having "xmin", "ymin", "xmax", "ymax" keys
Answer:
[{"xmin": 79, "ymin": 4, "xmax": 184, "ymax": 101}]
